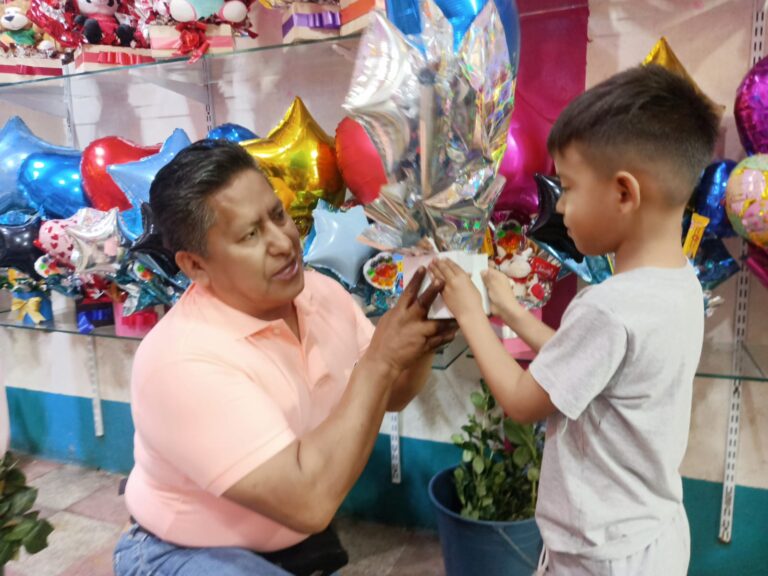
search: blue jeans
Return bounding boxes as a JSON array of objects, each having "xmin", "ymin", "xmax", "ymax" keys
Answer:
[{"xmin": 114, "ymin": 524, "xmax": 293, "ymax": 576}]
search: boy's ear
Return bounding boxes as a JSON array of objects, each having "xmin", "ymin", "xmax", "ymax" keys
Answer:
[{"xmin": 614, "ymin": 170, "xmax": 641, "ymax": 214}]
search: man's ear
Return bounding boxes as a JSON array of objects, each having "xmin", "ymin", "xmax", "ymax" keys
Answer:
[
  {"xmin": 614, "ymin": 170, "xmax": 641, "ymax": 215},
  {"xmin": 175, "ymin": 251, "xmax": 211, "ymax": 288}
]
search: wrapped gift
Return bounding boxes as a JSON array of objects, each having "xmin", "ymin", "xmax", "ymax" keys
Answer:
[
  {"xmin": 149, "ymin": 23, "xmax": 234, "ymax": 61},
  {"xmin": 113, "ymin": 300, "xmax": 158, "ymax": 338},
  {"xmin": 75, "ymin": 295, "xmax": 115, "ymax": 334},
  {"xmin": 339, "ymin": 0, "xmax": 384, "ymax": 36},
  {"xmin": 11, "ymin": 291, "xmax": 54, "ymax": 326},
  {"xmin": 282, "ymin": 3, "xmax": 340, "ymax": 44},
  {"xmin": 70, "ymin": 45, "xmax": 155, "ymax": 73},
  {"xmin": 0, "ymin": 56, "xmax": 63, "ymax": 84}
]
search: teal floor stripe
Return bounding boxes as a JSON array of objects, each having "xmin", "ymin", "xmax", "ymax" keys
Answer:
[{"xmin": 6, "ymin": 388, "xmax": 768, "ymax": 573}]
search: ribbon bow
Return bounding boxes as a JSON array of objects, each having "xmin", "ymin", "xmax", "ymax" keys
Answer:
[
  {"xmin": 174, "ymin": 22, "xmax": 210, "ymax": 64},
  {"xmin": 11, "ymin": 296, "xmax": 46, "ymax": 324}
]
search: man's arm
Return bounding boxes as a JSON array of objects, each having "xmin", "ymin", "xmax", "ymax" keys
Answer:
[
  {"xmin": 387, "ymin": 351, "xmax": 434, "ymax": 412},
  {"xmin": 224, "ymin": 269, "xmax": 455, "ymax": 533}
]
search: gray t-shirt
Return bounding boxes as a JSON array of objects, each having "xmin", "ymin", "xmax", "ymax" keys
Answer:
[{"xmin": 530, "ymin": 264, "xmax": 704, "ymax": 560}]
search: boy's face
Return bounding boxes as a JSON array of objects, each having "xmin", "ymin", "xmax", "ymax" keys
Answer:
[{"xmin": 553, "ymin": 145, "xmax": 627, "ymax": 256}]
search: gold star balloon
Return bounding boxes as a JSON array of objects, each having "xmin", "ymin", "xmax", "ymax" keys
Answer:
[
  {"xmin": 643, "ymin": 37, "xmax": 725, "ymax": 118},
  {"xmin": 241, "ymin": 98, "xmax": 344, "ymax": 228}
]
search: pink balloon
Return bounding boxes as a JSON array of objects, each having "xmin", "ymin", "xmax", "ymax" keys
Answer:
[
  {"xmin": 746, "ymin": 243, "xmax": 768, "ymax": 289},
  {"xmin": 496, "ymin": 91, "xmax": 554, "ymax": 224},
  {"xmin": 735, "ymin": 56, "xmax": 768, "ymax": 155}
]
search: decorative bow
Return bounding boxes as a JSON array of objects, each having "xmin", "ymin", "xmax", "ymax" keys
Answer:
[{"xmin": 11, "ymin": 296, "xmax": 46, "ymax": 324}]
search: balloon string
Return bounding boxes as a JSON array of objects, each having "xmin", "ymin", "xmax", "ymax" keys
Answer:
[{"xmin": 519, "ymin": 3, "xmax": 587, "ymax": 20}]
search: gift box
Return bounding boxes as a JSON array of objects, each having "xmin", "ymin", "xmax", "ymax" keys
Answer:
[
  {"xmin": 75, "ymin": 295, "xmax": 115, "ymax": 334},
  {"xmin": 113, "ymin": 300, "xmax": 158, "ymax": 338},
  {"xmin": 282, "ymin": 3, "xmax": 340, "ymax": 44},
  {"xmin": 69, "ymin": 45, "xmax": 155, "ymax": 73},
  {"xmin": 149, "ymin": 23, "xmax": 234, "ymax": 60},
  {"xmin": 0, "ymin": 56, "xmax": 63, "ymax": 84},
  {"xmin": 401, "ymin": 251, "xmax": 490, "ymax": 319},
  {"xmin": 339, "ymin": 0, "xmax": 384, "ymax": 36},
  {"xmin": 11, "ymin": 291, "xmax": 54, "ymax": 326}
]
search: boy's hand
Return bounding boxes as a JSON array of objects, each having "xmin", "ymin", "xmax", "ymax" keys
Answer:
[
  {"xmin": 429, "ymin": 259, "xmax": 484, "ymax": 323},
  {"xmin": 482, "ymin": 268, "xmax": 524, "ymax": 320}
]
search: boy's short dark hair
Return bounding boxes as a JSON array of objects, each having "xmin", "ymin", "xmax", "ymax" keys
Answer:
[
  {"xmin": 547, "ymin": 64, "xmax": 720, "ymax": 205},
  {"xmin": 150, "ymin": 139, "xmax": 264, "ymax": 256}
]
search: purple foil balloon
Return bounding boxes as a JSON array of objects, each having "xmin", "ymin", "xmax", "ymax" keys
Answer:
[
  {"xmin": 746, "ymin": 243, "xmax": 768, "ymax": 289},
  {"xmin": 735, "ymin": 56, "xmax": 768, "ymax": 155}
]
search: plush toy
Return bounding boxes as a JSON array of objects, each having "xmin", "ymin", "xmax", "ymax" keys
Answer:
[
  {"xmin": 168, "ymin": 0, "xmax": 247, "ymax": 24},
  {"xmin": 0, "ymin": 0, "xmax": 54, "ymax": 51},
  {"xmin": 74, "ymin": 0, "xmax": 135, "ymax": 46}
]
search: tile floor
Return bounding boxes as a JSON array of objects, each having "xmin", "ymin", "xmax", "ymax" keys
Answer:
[{"xmin": 6, "ymin": 454, "xmax": 446, "ymax": 576}]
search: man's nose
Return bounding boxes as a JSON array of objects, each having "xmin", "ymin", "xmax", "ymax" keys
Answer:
[{"xmin": 556, "ymin": 195, "xmax": 565, "ymax": 215}]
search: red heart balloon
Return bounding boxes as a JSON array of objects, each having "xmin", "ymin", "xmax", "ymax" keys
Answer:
[
  {"xmin": 335, "ymin": 117, "xmax": 387, "ymax": 205},
  {"xmin": 81, "ymin": 137, "xmax": 160, "ymax": 211}
]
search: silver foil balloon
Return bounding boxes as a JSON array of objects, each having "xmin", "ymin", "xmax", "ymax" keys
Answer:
[
  {"xmin": 345, "ymin": 0, "xmax": 516, "ymax": 253},
  {"xmin": 67, "ymin": 208, "xmax": 126, "ymax": 275}
]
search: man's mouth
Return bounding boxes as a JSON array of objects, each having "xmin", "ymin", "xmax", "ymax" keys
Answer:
[{"xmin": 273, "ymin": 259, "xmax": 299, "ymax": 281}]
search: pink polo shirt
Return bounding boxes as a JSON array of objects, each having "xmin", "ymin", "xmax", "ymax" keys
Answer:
[{"xmin": 124, "ymin": 271, "xmax": 375, "ymax": 551}]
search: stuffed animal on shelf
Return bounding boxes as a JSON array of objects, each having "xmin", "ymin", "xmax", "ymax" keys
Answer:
[
  {"xmin": 168, "ymin": 0, "xmax": 248, "ymax": 24},
  {"xmin": 73, "ymin": 0, "xmax": 135, "ymax": 46},
  {"xmin": 0, "ymin": 0, "xmax": 54, "ymax": 51}
]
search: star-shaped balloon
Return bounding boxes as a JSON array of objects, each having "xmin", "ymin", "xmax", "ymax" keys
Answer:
[
  {"xmin": 67, "ymin": 208, "xmax": 126, "ymax": 275},
  {"xmin": 0, "ymin": 214, "xmax": 44, "ymax": 278},
  {"xmin": 127, "ymin": 202, "xmax": 180, "ymax": 278},
  {"xmin": 0, "ymin": 116, "xmax": 81, "ymax": 214},
  {"xmin": 526, "ymin": 174, "xmax": 582, "ymax": 263},
  {"xmin": 107, "ymin": 129, "xmax": 192, "ymax": 228},
  {"xmin": 303, "ymin": 203, "xmax": 375, "ymax": 288},
  {"xmin": 643, "ymin": 37, "xmax": 724, "ymax": 117},
  {"xmin": 240, "ymin": 98, "xmax": 344, "ymax": 207}
]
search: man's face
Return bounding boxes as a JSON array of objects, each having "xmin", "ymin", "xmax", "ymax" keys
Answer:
[
  {"xmin": 191, "ymin": 169, "xmax": 304, "ymax": 318},
  {"xmin": 554, "ymin": 145, "xmax": 626, "ymax": 257}
]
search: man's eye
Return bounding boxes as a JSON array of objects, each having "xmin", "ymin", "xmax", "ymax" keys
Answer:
[{"xmin": 273, "ymin": 208, "xmax": 287, "ymax": 222}]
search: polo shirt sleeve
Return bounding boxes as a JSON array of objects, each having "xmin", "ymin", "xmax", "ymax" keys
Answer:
[
  {"xmin": 133, "ymin": 358, "xmax": 297, "ymax": 496},
  {"xmin": 529, "ymin": 300, "xmax": 628, "ymax": 420}
]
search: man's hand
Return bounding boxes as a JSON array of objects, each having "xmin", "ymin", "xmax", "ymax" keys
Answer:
[
  {"xmin": 367, "ymin": 267, "xmax": 457, "ymax": 377},
  {"xmin": 428, "ymin": 259, "xmax": 485, "ymax": 324},
  {"xmin": 482, "ymin": 267, "xmax": 524, "ymax": 321}
]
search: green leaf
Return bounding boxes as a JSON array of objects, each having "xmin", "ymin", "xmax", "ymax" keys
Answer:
[
  {"xmin": 470, "ymin": 391, "xmax": 484, "ymax": 408},
  {"xmin": 472, "ymin": 456, "xmax": 485, "ymax": 474},
  {"xmin": 5, "ymin": 518, "xmax": 36, "ymax": 541},
  {"xmin": 9, "ymin": 489, "xmax": 37, "ymax": 517},
  {"xmin": 454, "ymin": 467, "xmax": 465, "ymax": 483},
  {"xmin": 450, "ymin": 434, "xmax": 464, "ymax": 446},
  {"xmin": 22, "ymin": 520, "xmax": 53, "ymax": 555},
  {"xmin": 0, "ymin": 501, "xmax": 11, "ymax": 519},
  {"xmin": 503, "ymin": 419, "xmax": 526, "ymax": 445},
  {"xmin": 513, "ymin": 446, "xmax": 531, "ymax": 468},
  {"xmin": 527, "ymin": 467, "xmax": 540, "ymax": 482},
  {"xmin": 462, "ymin": 449, "xmax": 474, "ymax": 463},
  {"xmin": 0, "ymin": 539, "xmax": 16, "ymax": 566}
]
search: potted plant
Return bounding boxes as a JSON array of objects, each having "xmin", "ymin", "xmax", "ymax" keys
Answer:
[
  {"xmin": 429, "ymin": 382, "xmax": 545, "ymax": 576},
  {"xmin": 0, "ymin": 452, "xmax": 54, "ymax": 574}
]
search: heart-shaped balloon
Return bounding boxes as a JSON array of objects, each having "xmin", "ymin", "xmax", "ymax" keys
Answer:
[
  {"xmin": 81, "ymin": 137, "xmax": 160, "ymax": 212},
  {"xmin": 19, "ymin": 151, "xmax": 89, "ymax": 219}
]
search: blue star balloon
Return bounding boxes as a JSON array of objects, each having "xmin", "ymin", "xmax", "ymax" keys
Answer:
[
  {"xmin": 18, "ymin": 152, "xmax": 88, "ymax": 219},
  {"xmin": 386, "ymin": 0, "xmax": 520, "ymax": 60},
  {"xmin": 108, "ymin": 129, "xmax": 191, "ymax": 238},
  {"xmin": 693, "ymin": 160, "xmax": 737, "ymax": 238},
  {"xmin": 303, "ymin": 202, "xmax": 375, "ymax": 288},
  {"xmin": 207, "ymin": 123, "xmax": 259, "ymax": 143},
  {"xmin": 0, "ymin": 116, "xmax": 80, "ymax": 215}
]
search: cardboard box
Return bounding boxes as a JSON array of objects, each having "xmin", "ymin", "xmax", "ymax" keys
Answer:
[
  {"xmin": 339, "ymin": 0, "xmax": 384, "ymax": 36},
  {"xmin": 69, "ymin": 45, "xmax": 155, "ymax": 73},
  {"xmin": 282, "ymin": 3, "xmax": 340, "ymax": 44},
  {"xmin": 148, "ymin": 24, "xmax": 234, "ymax": 59},
  {"xmin": 0, "ymin": 55, "xmax": 63, "ymax": 84}
]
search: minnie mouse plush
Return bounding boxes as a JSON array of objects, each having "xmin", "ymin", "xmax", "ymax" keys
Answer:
[{"xmin": 74, "ymin": 0, "xmax": 135, "ymax": 45}]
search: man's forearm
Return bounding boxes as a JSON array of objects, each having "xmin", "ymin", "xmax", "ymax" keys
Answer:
[
  {"xmin": 498, "ymin": 305, "xmax": 556, "ymax": 353},
  {"xmin": 387, "ymin": 352, "xmax": 433, "ymax": 411}
]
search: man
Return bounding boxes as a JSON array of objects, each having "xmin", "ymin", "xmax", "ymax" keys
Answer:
[{"xmin": 114, "ymin": 140, "xmax": 455, "ymax": 575}]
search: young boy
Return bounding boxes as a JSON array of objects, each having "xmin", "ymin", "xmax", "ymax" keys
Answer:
[{"xmin": 429, "ymin": 64, "xmax": 719, "ymax": 574}]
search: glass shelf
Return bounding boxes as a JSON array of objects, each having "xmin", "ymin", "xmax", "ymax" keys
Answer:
[
  {"xmin": 0, "ymin": 307, "xmax": 469, "ymax": 370},
  {"xmin": 0, "ymin": 34, "xmax": 361, "ymax": 90},
  {"xmin": 696, "ymin": 341, "xmax": 768, "ymax": 383}
]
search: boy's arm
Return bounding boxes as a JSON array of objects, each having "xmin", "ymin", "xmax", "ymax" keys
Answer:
[
  {"xmin": 429, "ymin": 260, "xmax": 557, "ymax": 423},
  {"xmin": 483, "ymin": 268, "xmax": 555, "ymax": 353}
]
